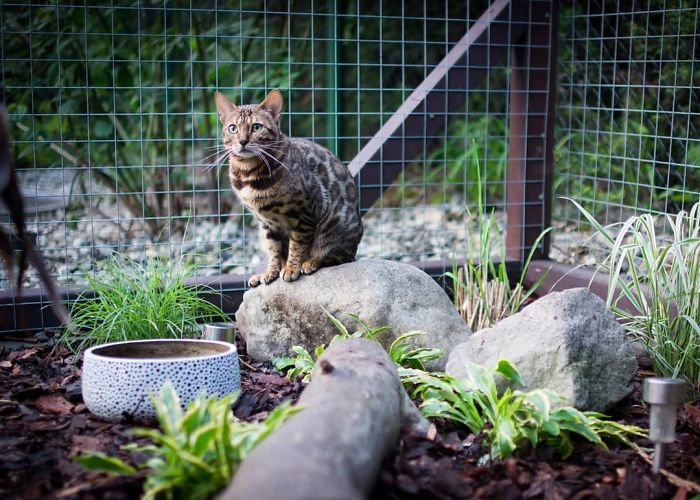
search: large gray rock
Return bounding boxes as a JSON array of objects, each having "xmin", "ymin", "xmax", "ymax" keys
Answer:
[
  {"xmin": 445, "ymin": 288, "xmax": 637, "ymax": 411},
  {"xmin": 236, "ymin": 259, "xmax": 471, "ymax": 370}
]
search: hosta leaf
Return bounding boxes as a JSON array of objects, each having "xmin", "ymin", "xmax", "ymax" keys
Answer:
[
  {"xmin": 191, "ymin": 424, "xmax": 219, "ymax": 456},
  {"xmin": 181, "ymin": 403, "xmax": 208, "ymax": 435},
  {"xmin": 542, "ymin": 419, "xmax": 561, "ymax": 436},
  {"xmin": 521, "ymin": 426, "xmax": 539, "ymax": 447},
  {"xmin": 556, "ymin": 419, "xmax": 605, "ymax": 448},
  {"xmin": 291, "ymin": 345, "xmax": 313, "ymax": 361},
  {"xmin": 494, "ymin": 416, "xmax": 517, "ymax": 459},
  {"xmin": 495, "ymin": 359, "xmax": 525, "ymax": 386},
  {"xmin": 463, "ymin": 362, "xmax": 498, "ymax": 399},
  {"xmin": 272, "ymin": 356, "xmax": 295, "ymax": 371},
  {"xmin": 520, "ymin": 389, "xmax": 552, "ymax": 425},
  {"xmin": 555, "ymin": 433, "xmax": 574, "ymax": 459},
  {"xmin": 152, "ymin": 383, "xmax": 183, "ymax": 435},
  {"xmin": 75, "ymin": 452, "xmax": 137, "ymax": 475}
]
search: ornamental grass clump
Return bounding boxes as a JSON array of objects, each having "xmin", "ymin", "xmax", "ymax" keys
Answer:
[
  {"xmin": 569, "ymin": 198, "xmax": 700, "ymax": 395},
  {"xmin": 445, "ymin": 151, "xmax": 550, "ymax": 331},
  {"xmin": 76, "ymin": 383, "xmax": 300, "ymax": 500},
  {"xmin": 62, "ymin": 254, "xmax": 226, "ymax": 352}
]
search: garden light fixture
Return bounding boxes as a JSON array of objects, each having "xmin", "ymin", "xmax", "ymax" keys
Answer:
[{"xmin": 642, "ymin": 377, "xmax": 686, "ymax": 474}]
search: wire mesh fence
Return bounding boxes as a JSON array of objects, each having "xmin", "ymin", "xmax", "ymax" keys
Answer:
[
  {"xmin": 3, "ymin": 0, "xmax": 543, "ymax": 332},
  {"xmin": 554, "ymin": 0, "xmax": 700, "ymax": 263}
]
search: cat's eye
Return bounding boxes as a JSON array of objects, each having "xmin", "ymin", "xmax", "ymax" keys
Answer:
[
  {"xmin": 251, "ymin": 123, "xmax": 263, "ymax": 133},
  {"xmin": 227, "ymin": 124, "xmax": 237, "ymax": 134}
]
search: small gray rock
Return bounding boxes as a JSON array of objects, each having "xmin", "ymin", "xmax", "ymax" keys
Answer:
[
  {"xmin": 445, "ymin": 288, "xmax": 637, "ymax": 411},
  {"xmin": 236, "ymin": 259, "xmax": 471, "ymax": 370}
]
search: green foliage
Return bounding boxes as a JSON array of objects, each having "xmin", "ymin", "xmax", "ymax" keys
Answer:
[
  {"xmin": 556, "ymin": 4, "xmax": 700, "ymax": 218},
  {"xmin": 75, "ymin": 452, "xmax": 138, "ymax": 476},
  {"xmin": 444, "ymin": 152, "xmax": 550, "ymax": 331},
  {"xmin": 6, "ymin": 2, "xmax": 492, "ymax": 234},
  {"xmin": 569, "ymin": 198, "xmax": 700, "ymax": 395},
  {"xmin": 272, "ymin": 309, "xmax": 391, "ymax": 382},
  {"xmin": 401, "ymin": 360, "xmax": 646, "ymax": 461},
  {"xmin": 272, "ymin": 344, "xmax": 325, "ymax": 383},
  {"xmin": 273, "ymin": 310, "xmax": 444, "ymax": 381},
  {"xmin": 6, "ymin": 6, "xmax": 306, "ymax": 234},
  {"xmin": 76, "ymin": 383, "xmax": 300, "ymax": 500},
  {"xmin": 388, "ymin": 332, "xmax": 444, "ymax": 371},
  {"xmin": 61, "ymin": 253, "xmax": 226, "ymax": 352},
  {"xmin": 394, "ymin": 115, "xmax": 508, "ymax": 205}
]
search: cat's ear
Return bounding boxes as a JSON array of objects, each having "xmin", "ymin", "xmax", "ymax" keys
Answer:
[
  {"xmin": 214, "ymin": 91, "xmax": 236, "ymax": 124},
  {"xmin": 259, "ymin": 89, "xmax": 283, "ymax": 122}
]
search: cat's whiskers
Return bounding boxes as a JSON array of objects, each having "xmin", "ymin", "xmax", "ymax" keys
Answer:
[
  {"xmin": 199, "ymin": 146, "xmax": 231, "ymax": 172},
  {"xmin": 199, "ymin": 148, "xmax": 229, "ymax": 164},
  {"xmin": 251, "ymin": 146, "xmax": 291, "ymax": 173},
  {"xmin": 250, "ymin": 149, "xmax": 273, "ymax": 176},
  {"xmin": 256, "ymin": 144, "xmax": 287, "ymax": 155},
  {"xmin": 204, "ymin": 149, "xmax": 232, "ymax": 173}
]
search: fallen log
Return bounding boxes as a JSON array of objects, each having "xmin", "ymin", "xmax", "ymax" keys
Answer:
[{"xmin": 220, "ymin": 338, "xmax": 428, "ymax": 500}]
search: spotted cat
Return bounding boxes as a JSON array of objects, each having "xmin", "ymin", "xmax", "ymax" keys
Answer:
[{"xmin": 214, "ymin": 89, "xmax": 363, "ymax": 286}]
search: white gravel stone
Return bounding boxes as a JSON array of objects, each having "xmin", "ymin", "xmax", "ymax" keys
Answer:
[{"xmin": 4, "ymin": 197, "xmax": 596, "ymax": 289}]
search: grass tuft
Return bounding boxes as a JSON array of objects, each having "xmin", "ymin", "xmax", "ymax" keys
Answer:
[
  {"xmin": 445, "ymin": 150, "xmax": 550, "ymax": 332},
  {"xmin": 61, "ymin": 253, "xmax": 226, "ymax": 352}
]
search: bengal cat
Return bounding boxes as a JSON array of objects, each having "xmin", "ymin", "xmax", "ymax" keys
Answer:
[{"xmin": 214, "ymin": 89, "xmax": 363, "ymax": 286}]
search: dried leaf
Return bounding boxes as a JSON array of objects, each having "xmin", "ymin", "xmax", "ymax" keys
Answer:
[
  {"xmin": 0, "ymin": 360, "xmax": 12, "ymax": 368},
  {"xmin": 17, "ymin": 348, "xmax": 40, "ymax": 360},
  {"xmin": 683, "ymin": 403, "xmax": 700, "ymax": 430},
  {"xmin": 69, "ymin": 434, "xmax": 104, "ymax": 458},
  {"xmin": 35, "ymin": 394, "xmax": 74, "ymax": 415}
]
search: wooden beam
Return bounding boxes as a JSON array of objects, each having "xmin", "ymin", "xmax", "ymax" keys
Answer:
[
  {"xmin": 506, "ymin": 1, "xmax": 558, "ymax": 261},
  {"xmin": 525, "ymin": 259, "xmax": 643, "ymax": 315}
]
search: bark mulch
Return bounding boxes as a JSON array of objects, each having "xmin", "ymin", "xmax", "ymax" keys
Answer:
[{"xmin": 1, "ymin": 340, "xmax": 698, "ymax": 500}]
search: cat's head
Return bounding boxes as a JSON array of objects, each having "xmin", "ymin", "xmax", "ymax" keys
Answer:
[{"xmin": 214, "ymin": 89, "xmax": 283, "ymax": 159}]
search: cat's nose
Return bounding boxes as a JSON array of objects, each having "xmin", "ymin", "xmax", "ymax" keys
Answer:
[{"xmin": 239, "ymin": 138, "xmax": 249, "ymax": 147}]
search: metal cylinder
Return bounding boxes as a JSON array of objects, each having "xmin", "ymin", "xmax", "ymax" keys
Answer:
[
  {"xmin": 643, "ymin": 377, "xmax": 686, "ymax": 406},
  {"xmin": 642, "ymin": 377, "xmax": 686, "ymax": 474},
  {"xmin": 648, "ymin": 404, "xmax": 679, "ymax": 443},
  {"xmin": 202, "ymin": 322, "xmax": 236, "ymax": 343}
]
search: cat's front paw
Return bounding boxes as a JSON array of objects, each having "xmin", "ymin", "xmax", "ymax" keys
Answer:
[
  {"xmin": 280, "ymin": 264, "xmax": 301, "ymax": 282},
  {"xmin": 248, "ymin": 269, "xmax": 279, "ymax": 287},
  {"xmin": 301, "ymin": 259, "xmax": 319, "ymax": 275}
]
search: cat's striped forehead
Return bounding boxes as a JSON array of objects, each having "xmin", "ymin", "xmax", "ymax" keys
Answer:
[{"xmin": 227, "ymin": 105, "xmax": 277, "ymax": 129}]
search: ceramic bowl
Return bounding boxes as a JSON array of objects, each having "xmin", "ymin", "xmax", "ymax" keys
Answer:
[{"xmin": 81, "ymin": 339, "xmax": 240, "ymax": 421}]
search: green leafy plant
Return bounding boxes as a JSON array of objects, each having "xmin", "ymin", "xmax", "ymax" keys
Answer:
[
  {"xmin": 401, "ymin": 359, "xmax": 646, "ymax": 461},
  {"xmin": 272, "ymin": 344, "xmax": 326, "ymax": 383},
  {"xmin": 569, "ymin": 198, "xmax": 700, "ymax": 395},
  {"xmin": 273, "ymin": 311, "xmax": 444, "ymax": 381},
  {"xmin": 445, "ymin": 152, "xmax": 550, "ymax": 331},
  {"xmin": 76, "ymin": 383, "xmax": 300, "ymax": 500},
  {"xmin": 61, "ymin": 253, "xmax": 226, "ymax": 352},
  {"xmin": 388, "ymin": 331, "xmax": 444, "ymax": 370},
  {"xmin": 272, "ymin": 309, "xmax": 390, "ymax": 382}
]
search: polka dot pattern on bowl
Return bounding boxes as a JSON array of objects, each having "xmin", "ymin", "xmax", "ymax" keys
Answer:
[{"xmin": 81, "ymin": 339, "xmax": 241, "ymax": 421}]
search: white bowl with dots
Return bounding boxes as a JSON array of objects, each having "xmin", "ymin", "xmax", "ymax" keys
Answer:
[{"xmin": 81, "ymin": 339, "xmax": 240, "ymax": 421}]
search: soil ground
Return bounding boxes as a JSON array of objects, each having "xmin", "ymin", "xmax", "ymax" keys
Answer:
[{"xmin": 0, "ymin": 338, "xmax": 698, "ymax": 500}]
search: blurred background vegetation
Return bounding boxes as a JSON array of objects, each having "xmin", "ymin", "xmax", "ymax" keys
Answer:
[{"xmin": 1, "ymin": 0, "xmax": 698, "ymax": 240}]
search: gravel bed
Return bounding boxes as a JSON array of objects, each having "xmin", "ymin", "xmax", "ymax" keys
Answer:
[{"xmin": 2, "ymin": 196, "xmax": 598, "ymax": 290}]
